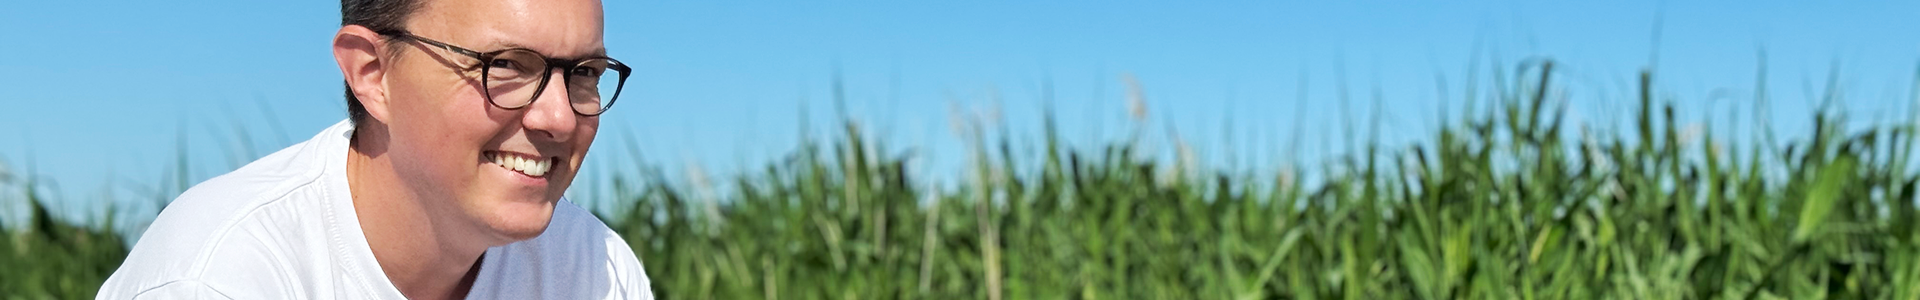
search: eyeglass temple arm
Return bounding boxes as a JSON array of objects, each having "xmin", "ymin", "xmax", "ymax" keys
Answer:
[{"xmin": 376, "ymin": 30, "xmax": 486, "ymax": 60}]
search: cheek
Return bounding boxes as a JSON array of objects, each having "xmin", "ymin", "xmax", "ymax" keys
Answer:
[
  {"xmin": 387, "ymin": 72, "xmax": 501, "ymax": 182},
  {"xmin": 571, "ymin": 121, "xmax": 600, "ymax": 164}
]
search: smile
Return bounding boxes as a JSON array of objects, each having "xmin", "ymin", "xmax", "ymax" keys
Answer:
[{"xmin": 487, "ymin": 151, "xmax": 556, "ymax": 177}]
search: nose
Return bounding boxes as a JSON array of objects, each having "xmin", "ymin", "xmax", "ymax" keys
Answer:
[{"xmin": 521, "ymin": 68, "xmax": 578, "ymax": 141}]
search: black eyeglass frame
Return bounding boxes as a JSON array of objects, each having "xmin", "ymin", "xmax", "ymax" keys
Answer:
[{"xmin": 378, "ymin": 29, "xmax": 631, "ymax": 116}]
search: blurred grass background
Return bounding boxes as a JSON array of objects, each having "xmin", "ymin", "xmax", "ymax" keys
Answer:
[{"xmin": 5, "ymin": 59, "xmax": 1920, "ymax": 299}]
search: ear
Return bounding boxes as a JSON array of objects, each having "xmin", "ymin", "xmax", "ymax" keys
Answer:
[{"xmin": 333, "ymin": 25, "xmax": 394, "ymax": 123}]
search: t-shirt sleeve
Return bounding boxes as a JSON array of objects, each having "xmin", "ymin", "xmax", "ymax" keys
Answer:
[
  {"xmin": 123, "ymin": 280, "xmax": 235, "ymax": 300},
  {"xmin": 607, "ymin": 231, "xmax": 656, "ymax": 300}
]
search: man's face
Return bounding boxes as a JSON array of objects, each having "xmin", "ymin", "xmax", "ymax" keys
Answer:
[{"xmin": 381, "ymin": 0, "xmax": 605, "ymax": 242}]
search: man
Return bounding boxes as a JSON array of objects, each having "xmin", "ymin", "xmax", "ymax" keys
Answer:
[{"xmin": 98, "ymin": 0, "xmax": 652, "ymax": 298}]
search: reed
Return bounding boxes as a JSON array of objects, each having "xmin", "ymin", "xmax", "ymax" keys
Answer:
[{"xmin": 600, "ymin": 60, "xmax": 1920, "ymax": 299}]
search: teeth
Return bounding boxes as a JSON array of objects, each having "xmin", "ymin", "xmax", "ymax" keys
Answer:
[
  {"xmin": 528, "ymin": 158, "xmax": 550, "ymax": 176},
  {"xmin": 490, "ymin": 152, "xmax": 553, "ymax": 177}
]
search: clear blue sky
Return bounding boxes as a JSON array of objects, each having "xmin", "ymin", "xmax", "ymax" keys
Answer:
[{"xmin": 3, "ymin": 1, "xmax": 1918, "ymax": 226}]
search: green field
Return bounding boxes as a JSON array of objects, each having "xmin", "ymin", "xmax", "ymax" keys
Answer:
[{"xmin": 6, "ymin": 60, "xmax": 1920, "ymax": 299}]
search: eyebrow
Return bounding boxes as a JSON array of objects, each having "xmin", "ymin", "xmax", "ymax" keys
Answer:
[{"xmin": 486, "ymin": 40, "xmax": 610, "ymax": 59}]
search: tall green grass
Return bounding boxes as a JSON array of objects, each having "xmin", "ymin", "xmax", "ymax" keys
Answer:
[
  {"xmin": 600, "ymin": 61, "xmax": 1920, "ymax": 299},
  {"xmin": 4, "ymin": 59, "xmax": 1918, "ymax": 299},
  {"xmin": 0, "ymin": 167, "xmax": 129, "ymax": 298}
]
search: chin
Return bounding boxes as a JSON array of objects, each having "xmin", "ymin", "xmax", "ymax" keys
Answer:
[{"xmin": 484, "ymin": 198, "xmax": 559, "ymax": 242}]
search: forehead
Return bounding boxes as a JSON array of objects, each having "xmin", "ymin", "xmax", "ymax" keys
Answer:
[{"xmin": 409, "ymin": 0, "xmax": 606, "ymax": 57}]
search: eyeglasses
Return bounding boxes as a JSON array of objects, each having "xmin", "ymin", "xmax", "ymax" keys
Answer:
[{"xmin": 380, "ymin": 30, "xmax": 630, "ymax": 116}]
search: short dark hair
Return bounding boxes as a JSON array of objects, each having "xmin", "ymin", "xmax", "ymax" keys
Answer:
[{"xmin": 341, "ymin": 0, "xmax": 424, "ymax": 129}]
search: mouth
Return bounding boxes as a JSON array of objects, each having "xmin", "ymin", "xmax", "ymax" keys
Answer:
[{"xmin": 486, "ymin": 150, "xmax": 557, "ymax": 178}]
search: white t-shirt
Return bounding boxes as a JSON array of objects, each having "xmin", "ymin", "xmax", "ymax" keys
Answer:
[{"xmin": 98, "ymin": 120, "xmax": 654, "ymax": 299}]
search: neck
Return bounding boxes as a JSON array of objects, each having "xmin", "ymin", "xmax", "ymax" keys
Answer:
[{"xmin": 347, "ymin": 125, "xmax": 487, "ymax": 300}]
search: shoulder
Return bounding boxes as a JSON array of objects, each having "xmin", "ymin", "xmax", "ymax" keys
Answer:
[
  {"xmin": 472, "ymin": 199, "xmax": 654, "ymax": 299},
  {"xmin": 99, "ymin": 127, "xmax": 344, "ymax": 298},
  {"xmin": 97, "ymin": 280, "xmax": 235, "ymax": 300},
  {"xmin": 552, "ymin": 201, "xmax": 653, "ymax": 298}
]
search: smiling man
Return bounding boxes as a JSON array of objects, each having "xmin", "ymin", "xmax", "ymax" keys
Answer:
[{"xmin": 97, "ymin": 0, "xmax": 651, "ymax": 299}]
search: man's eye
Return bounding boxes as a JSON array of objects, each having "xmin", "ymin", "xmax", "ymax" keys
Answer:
[
  {"xmin": 489, "ymin": 59, "xmax": 517, "ymax": 69},
  {"xmin": 571, "ymin": 67, "xmax": 601, "ymax": 77}
]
